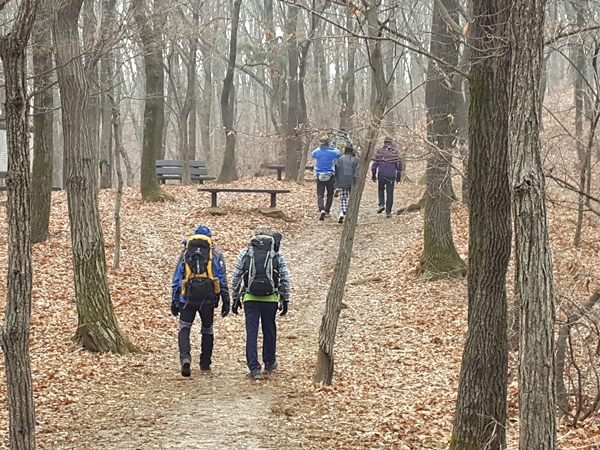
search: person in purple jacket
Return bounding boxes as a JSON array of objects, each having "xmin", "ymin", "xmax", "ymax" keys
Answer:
[{"xmin": 371, "ymin": 136, "xmax": 403, "ymax": 218}]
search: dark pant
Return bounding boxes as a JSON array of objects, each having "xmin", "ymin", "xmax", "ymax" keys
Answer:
[
  {"xmin": 316, "ymin": 176, "xmax": 335, "ymax": 213},
  {"xmin": 178, "ymin": 301, "xmax": 215, "ymax": 368},
  {"xmin": 244, "ymin": 301, "xmax": 278, "ymax": 370},
  {"xmin": 378, "ymin": 178, "xmax": 395, "ymax": 214}
]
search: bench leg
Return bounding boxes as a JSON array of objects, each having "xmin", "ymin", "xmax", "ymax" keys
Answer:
[
  {"xmin": 211, "ymin": 192, "xmax": 218, "ymax": 208},
  {"xmin": 277, "ymin": 169, "xmax": 283, "ymax": 181},
  {"xmin": 270, "ymin": 193, "xmax": 277, "ymax": 208}
]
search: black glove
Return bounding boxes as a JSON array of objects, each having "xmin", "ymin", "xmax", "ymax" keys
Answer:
[
  {"xmin": 171, "ymin": 300, "xmax": 180, "ymax": 317},
  {"xmin": 280, "ymin": 301, "xmax": 289, "ymax": 316},
  {"xmin": 214, "ymin": 293, "xmax": 220, "ymax": 309},
  {"xmin": 232, "ymin": 297, "xmax": 241, "ymax": 315},
  {"xmin": 372, "ymin": 174, "xmax": 377, "ymax": 182},
  {"xmin": 221, "ymin": 296, "xmax": 231, "ymax": 318}
]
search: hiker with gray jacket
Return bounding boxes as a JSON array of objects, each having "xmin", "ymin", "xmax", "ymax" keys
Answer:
[{"xmin": 334, "ymin": 144, "xmax": 359, "ymax": 224}]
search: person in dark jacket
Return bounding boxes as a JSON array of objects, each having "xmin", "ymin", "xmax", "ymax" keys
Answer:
[
  {"xmin": 230, "ymin": 225, "xmax": 291, "ymax": 380},
  {"xmin": 334, "ymin": 144, "xmax": 359, "ymax": 223},
  {"xmin": 311, "ymin": 136, "xmax": 341, "ymax": 220},
  {"xmin": 171, "ymin": 224, "xmax": 230, "ymax": 376},
  {"xmin": 371, "ymin": 137, "xmax": 403, "ymax": 218}
]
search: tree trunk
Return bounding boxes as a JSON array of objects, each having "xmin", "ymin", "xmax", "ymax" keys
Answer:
[
  {"xmin": 509, "ymin": 0, "xmax": 557, "ymax": 448},
  {"xmin": 314, "ymin": 1, "xmax": 389, "ymax": 385},
  {"xmin": 450, "ymin": 1, "xmax": 511, "ymax": 448},
  {"xmin": 417, "ymin": 0, "xmax": 465, "ymax": 279},
  {"xmin": 31, "ymin": 0, "xmax": 54, "ymax": 244},
  {"xmin": 0, "ymin": 2, "xmax": 39, "ymax": 448},
  {"xmin": 218, "ymin": 0, "xmax": 242, "ymax": 183},
  {"xmin": 133, "ymin": 0, "xmax": 172, "ymax": 201},
  {"xmin": 112, "ymin": 107, "xmax": 124, "ymax": 269},
  {"xmin": 53, "ymin": 0, "xmax": 138, "ymax": 354},
  {"xmin": 99, "ymin": 0, "xmax": 117, "ymax": 189},
  {"xmin": 83, "ymin": 0, "xmax": 100, "ymax": 186},
  {"xmin": 284, "ymin": 3, "xmax": 301, "ymax": 182},
  {"xmin": 199, "ymin": 43, "xmax": 212, "ymax": 164},
  {"xmin": 340, "ymin": 11, "xmax": 356, "ymax": 131}
]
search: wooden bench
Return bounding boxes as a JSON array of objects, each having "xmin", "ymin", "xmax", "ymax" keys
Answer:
[
  {"xmin": 0, "ymin": 171, "xmax": 62, "ymax": 191},
  {"xmin": 198, "ymin": 187, "xmax": 291, "ymax": 208},
  {"xmin": 156, "ymin": 160, "xmax": 216, "ymax": 184},
  {"xmin": 265, "ymin": 164, "xmax": 314, "ymax": 181}
]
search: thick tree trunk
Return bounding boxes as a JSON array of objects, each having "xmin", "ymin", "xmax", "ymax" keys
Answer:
[
  {"xmin": 510, "ymin": 0, "xmax": 557, "ymax": 448},
  {"xmin": 314, "ymin": 1, "xmax": 389, "ymax": 385},
  {"xmin": 133, "ymin": 0, "xmax": 172, "ymax": 202},
  {"xmin": 0, "ymin": 2, "xmax": 39, "ymax": 447},
  {"xmin": 418, "ymin": 0, "xmax": 465, "ymax": 279},
  {"xmin": 31, "ymin": 1, "xmax": 54, "ymax": 244},
  {"xmin": 53, "ymin": 0, "xmax": 138, "ymax": 354},
  {"xmin": 218, "ymin": 0, "xmax": 242, "ymax": 183},
  {"xmin": 450, "ymin": 1, "xmax": 511, "ymax": 448}
]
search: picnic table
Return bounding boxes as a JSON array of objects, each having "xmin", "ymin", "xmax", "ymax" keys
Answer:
[
  {"xmin": 197, "ymin": 187, "xmax": 291, "ymax": 208},
  {"xmin": 265, "ymin": 164, "xmax": 314, "ymax": 181}
]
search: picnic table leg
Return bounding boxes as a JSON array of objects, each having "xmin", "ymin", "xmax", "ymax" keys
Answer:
[
  {"xmin": 270, "ymin": 193, "xmax": 277, "ymax": 208},
  {"xmin": 211, "ymin": 192, "xmax": 218, "ymax": 208},
  {"xmin": 277, "ymin": 169, "xmax": 283, "ymax": 181}
]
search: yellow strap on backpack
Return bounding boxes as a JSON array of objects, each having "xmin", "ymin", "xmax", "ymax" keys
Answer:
[{"xmin": 181, "ymin": 234, "xmax": 221, "ymax": 296}]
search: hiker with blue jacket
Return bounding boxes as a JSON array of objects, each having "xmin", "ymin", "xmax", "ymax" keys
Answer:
[
  {"xmin": 311, "ymin": 136, "xmax": 341, "ymax": 220},
  {"xmin": 231, "ymin": 225, "xmax": 291, "ymax": 380},
  {"xmin": 334, "ymin": 144, "xmax": 359, "ymax": 224},
  {"xmin": 171, "ymin": 224, "xmax": 230, "ymax": 376},
  {"xmin": 372, "ymin": 136, "xmax": 403, "ymax": 218}
]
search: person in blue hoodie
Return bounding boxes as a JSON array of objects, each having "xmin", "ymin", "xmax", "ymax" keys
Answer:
[
  {"xmin": 371, "ymin": 136, "xmax": 403, "ymax": 218},
  {"xmin": 171, "ymin": 224, "xmax": 230, "ymax": 376},
  {"xmin": 311, "ymin": 136, "xmax": 341, "ymax": 220}
]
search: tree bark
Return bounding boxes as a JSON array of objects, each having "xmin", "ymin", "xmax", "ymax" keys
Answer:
[
  {"xmin": 509, "ymin": 0, "xmax": 557, "ymax": 448},
  {"xmin": 53, "ymin": 0, "xmax": 138, "ymax": 354},
  {"xmin": 218, "ymin": 0, "xmax": 242, "ymax": 183},
  {"xmin": 284, "ymin": 3, "xmax": 301, "ymax": 182},
  {"xmin": 133, "ymin": 0, "xmax": 172, "ymax": 201},
  {"xmin": 31, "ymin": 0, "xmax": 55, "ymax": 244},
  {"xmin": 450, "ymin": 1, "xmax": 511, "ymax": 448},
  {"xmin": 0, "ymin": 1, "xmax": 39, "ymax": 447},
  {"xmin": 112, "ymin": 107, "xmax": 124, "ymax": 269},
  {"xmin": 418, "ymin": 0, "xmax": 465, "ymax": 279},
  {"xmin": 315, "ymin": 1, "xmax": 389, "ymax": 385}
]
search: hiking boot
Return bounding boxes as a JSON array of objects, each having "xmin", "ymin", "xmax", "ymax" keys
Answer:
[
  {"xmin": 338, "ymin": 214, "xmax": 344, "ymax": 224},
  {"xmin": 377, "ymin": 206, "xmax": 385, "ymax": 214},
  {"xmin": 249, "ymin": 368, "xmax": 262, "ymax": 380},
  {"xmin": 333, "ymin": 189, "xmax": 339, "ymax": 198},
  {"xmin": 181, "ymin": 360, "xmax": 191, "ymax": 377},
  {"xmin": 324, "ymin": 212, "xmax": 331, "ymax": 218},
  {"xmin": 200, "ymin": 363, "xmax": 211, "ymax": 371},
  {"xmin": 386, "ymin": 212, "xmax": 392, "ymax": 218},
  {"xmin": 263, "ymin": 361, "xmax": 278, "ymax": 375},
  {"xmin": 319, "ymin": 210, "xmax": 326, "ymax": 220}
]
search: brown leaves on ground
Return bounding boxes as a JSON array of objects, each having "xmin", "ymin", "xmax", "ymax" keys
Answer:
[{"xmin": 0, "ymin": 169, "xmax": 599, "ymax": 449}]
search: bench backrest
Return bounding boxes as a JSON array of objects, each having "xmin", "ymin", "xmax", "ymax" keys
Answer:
[
  {"xmin": 0, "ymin": 171, "xmax": 6, "ymax": 179},
  {"xmin": 156, "ymin": 160, "xmax": 207, "ymax": 169},
  {"xmin": 156, "ymin": 166, "xmax": 210, "ymax": 177}
]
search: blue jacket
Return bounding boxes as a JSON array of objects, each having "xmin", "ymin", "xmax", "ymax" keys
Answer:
[
  {"xmin": 172, "ymin": 246, "xmax": 229, "ymax": 304},
  {"xmin": 311, "ymin": 146, "xmax": 341, "ymax": 175}
]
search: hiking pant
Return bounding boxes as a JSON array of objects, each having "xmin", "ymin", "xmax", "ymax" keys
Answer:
[
  {"xmin": 338, "ymin": 188, "xmax": 350, "ymax": 216},
  {"xmin": 244, "ymin": 301, "xmax": 278, "ymax": 370},
  {"xmin": 178, "ymin": 301, "xmax": 215, "ymax": 368},
  {"xmin": 378, "ymin": 178, "xmax": 395, "ymax": 214},
  {"xmin": 316, "ymin": 176, "xmax": 335, "ymax": 213}
]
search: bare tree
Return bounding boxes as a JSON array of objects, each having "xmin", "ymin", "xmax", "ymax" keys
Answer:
[
  {"xmin": 315, "ymin": 0, "xmax": 389, "ymax": 385},
  {"xmin": 31, "ymin": 0, "xmax": 55, "ymax": 243},
  {"xmin": 450, "ymin": 0, "xmax": 512, "ymax": 447},
  {"xmin": 509, "ymin": 0, "xmax": 557, "ymax": 447},
  {"xmin": 218, "ymin": 0, "xmax": 242, "ymax": 182},
  {"xmin": 53, "ymin": 0, "xmax": 138, "ymax": 354},
  {"xmin": 0, "ymin": 0, "xmax": 40, "ymax": 447}
]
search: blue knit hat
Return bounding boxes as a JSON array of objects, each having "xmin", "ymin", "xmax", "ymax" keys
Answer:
[{"xmin": 194, "ymin": 224, "xmax": 212, "ymax": 237}]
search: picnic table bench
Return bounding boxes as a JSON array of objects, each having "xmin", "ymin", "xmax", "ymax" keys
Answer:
[
  {"xmin": 265, "ymin": 164, "xmax": 314, "ymax": 181},
  {"xmin": 156, "ymin": 160, "xmax": 216, "ymax": 184},
  {"xmin": 198, "ymin": 187, "xmax": 291, "ymax": 208}
]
